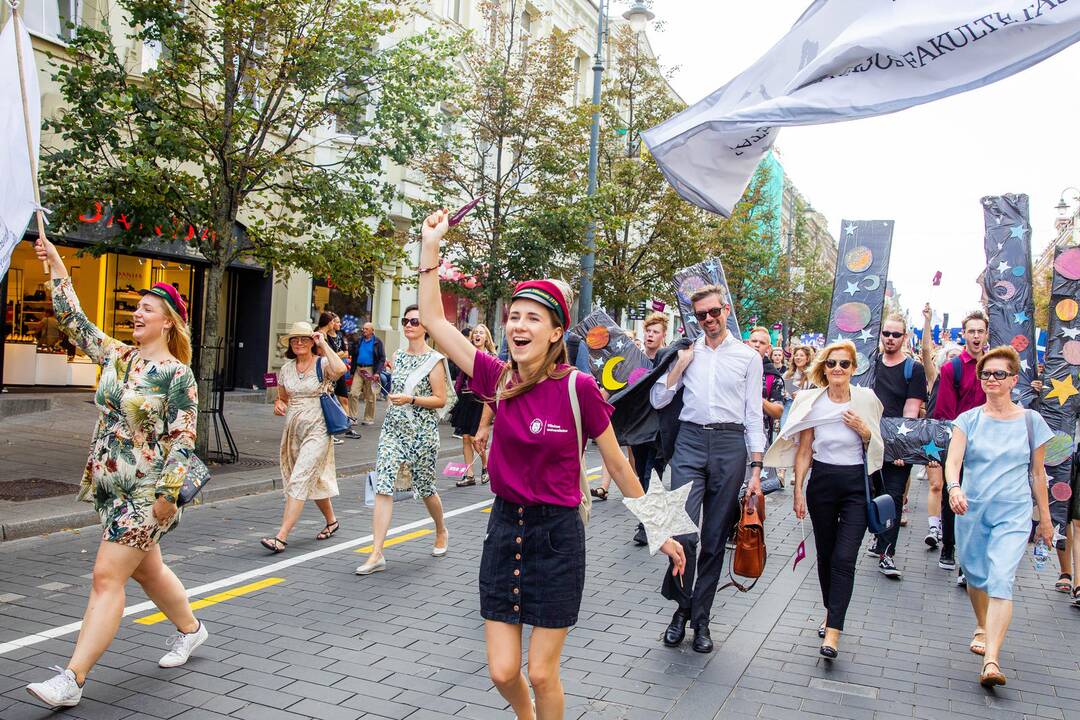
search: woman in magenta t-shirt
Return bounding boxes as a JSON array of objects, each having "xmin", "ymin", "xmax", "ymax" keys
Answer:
[{"xmin": 417, "ymin": 209, "xmax": 686, "ymax": 720}]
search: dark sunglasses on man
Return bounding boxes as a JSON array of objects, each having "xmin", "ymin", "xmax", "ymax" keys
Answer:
[
  {"xmin": 880, "ymin": 330, "xmax": 903, "ymax": 339},
  {"xmin": 825, "ymin": 359, "xmax": 852, "ymax": 369},
  {"xmin": 693, "ymin": 307, "xmax": 725, "ymax": 322},
  {"xmin": 401, "ymin": 317, "xmax": 421, "ymax": 327},
  {"xmin": 979, "ymin": 369, "xmax": 1014, "ymax": 381}
]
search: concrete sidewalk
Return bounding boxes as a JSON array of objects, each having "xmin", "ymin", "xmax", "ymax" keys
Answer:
[{"xmin": 0, "ymin": 392, "xmax": 469, "ymax": 541}]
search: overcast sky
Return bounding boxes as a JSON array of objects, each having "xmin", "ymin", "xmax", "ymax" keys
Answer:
[{"xmin": 632, "ymin": 1, "xmax": 1080, "ymax": 327}]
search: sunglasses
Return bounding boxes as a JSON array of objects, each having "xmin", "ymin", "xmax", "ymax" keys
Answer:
[
  {"xmin": 880, "ymin": 331, "xmax": 903, "ymax": 339},
  {"xmin": 401, "ymin": 317, "xmax": 421, "ymax": 327},
  {"xmin": 694, "ymin": 307, "xmax": 725, "ymax": 322},
  {"xmin": 825, "ymin": 359, "xmax": 852, "ymax": 369},
  {"xmin": 979, "ymin": 370, "xmax": 1015, "ymax": 381}
]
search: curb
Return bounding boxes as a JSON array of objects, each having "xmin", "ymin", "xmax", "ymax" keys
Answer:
[{"xmin": 0, "ymin": 448, "xmax": 464, "ymax": 542}]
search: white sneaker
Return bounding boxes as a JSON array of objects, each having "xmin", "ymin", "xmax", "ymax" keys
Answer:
[
  {"xmin": 159, "ymin": 621, "xmax": 208, "ymax": 668},
  {"xmin": 332, "ymin": 437, "xmax": 344, "ymax": 445},
  {"xmin": 356, "ymin": 555, "xmax": 386, "ymax": 575},
  {"xmin": 26, "ymin": 666, "xmax": 82, "ymax": 708}
]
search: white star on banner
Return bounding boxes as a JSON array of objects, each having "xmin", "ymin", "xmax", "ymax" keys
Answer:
[
  {"xmin": 844, "ymin": 223, "xmax": 857, "ymax": 236},
  {"xmin": 1062, "ymin": 327, "xmax": 1080, "ymax": 340},
  {"xmin": 857, "ymin": 328, "xmax": 874, "ymax": 342},
  {"xmin": 897, "ymin": 422, "xmax": 913, "ymax": 436},
  {"xmin": 844, "ymin": 281, "xmax": 860, "ymax": 296},
  {"xmin": 996, "ymin": 260, "xmax": 1011, "ymax": 275}
]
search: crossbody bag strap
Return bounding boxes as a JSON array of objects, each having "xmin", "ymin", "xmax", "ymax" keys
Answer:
[
  {"xmin": 566, "ymin": 370, "xmax": 590, "ymax": 513},
  {"xmin": 1025, "ymin": 409, "xmax": 1034, "ymax": 480}
]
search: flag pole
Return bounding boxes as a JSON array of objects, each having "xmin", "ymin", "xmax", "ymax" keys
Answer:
[{"xmin": 9, "ymin": 0, "xmax": 50, "ymax": 274}]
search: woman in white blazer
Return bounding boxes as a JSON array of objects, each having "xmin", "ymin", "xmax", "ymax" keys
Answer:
[{"xmin": 765, "ymin": 340, "xmax": 883, "ymax": 660}]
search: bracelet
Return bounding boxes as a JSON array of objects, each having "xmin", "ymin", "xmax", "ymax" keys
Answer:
[
  {"xmin": 410, "ymin": 396, "xmax": 415, "ymax": 405},
  {"xmin": 749, "ymin": 461, "xmax": 763, "ymax": 469},
  {"xmin": 418, "ymin": 259, "xmax": 441, "ymax": 274},
  {"xmin": 946, "ymin": 483, "xmax": 961, "ymax": 493}
]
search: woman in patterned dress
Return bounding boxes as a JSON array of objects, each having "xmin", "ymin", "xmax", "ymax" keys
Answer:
[
  {"xmin": 355, "ymin": 304, "xmax": 450, "ymax": 575},
  {"xmin": 26, "ymin": 237, "xmax": 207, "ymax": 710},
  {"xmin": 261, "ymin": 321, "xmax": 347, "ymax": 552}
]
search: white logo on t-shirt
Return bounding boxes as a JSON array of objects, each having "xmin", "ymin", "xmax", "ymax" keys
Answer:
[{"xmin": 529, "ymin": 418, "xmax": 544, "ymax": 434}]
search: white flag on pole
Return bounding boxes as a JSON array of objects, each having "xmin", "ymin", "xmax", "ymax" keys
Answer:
[
  {"xmin": 0, "ymin": 13, "xmax": 41, "ymax": 278},
  {"xmin": 642, "ymin": 1, "xmax": 1080, "ymax": 216}
]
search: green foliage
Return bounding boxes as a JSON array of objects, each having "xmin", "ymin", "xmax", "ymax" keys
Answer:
[{"xmin": 414, "ymin": 0, "xmax": 589, "ymax": 322}]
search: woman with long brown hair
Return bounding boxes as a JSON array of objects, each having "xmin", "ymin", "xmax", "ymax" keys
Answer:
[
  {"xmin": 26, "ymin": 237, "xmax": 206, "ymax": 709},
  {"xmin": 453, "ymin": 323, "xmax": 497, "ymax": 486},
  {"xmin": 415, "ymin": 209, "xmax": 687, "ymax": 719}
]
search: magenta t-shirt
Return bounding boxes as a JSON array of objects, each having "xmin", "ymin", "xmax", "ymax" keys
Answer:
[{"xmin": 470, "ymin": 351, "xmax": 613, "ymax": 507}]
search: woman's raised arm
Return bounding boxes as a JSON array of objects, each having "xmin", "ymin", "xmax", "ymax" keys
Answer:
[{"xmin": 417, "ymin": 210, "xmax": 478, "ymax": 377}]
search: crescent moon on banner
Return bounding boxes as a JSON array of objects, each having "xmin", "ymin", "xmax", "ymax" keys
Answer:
[
  {"xmin": 861, "ymin": 275, "xmax": 881, "ymax": 291},
  {"xmin": 601, "ymin": 356, "xmax": 627, "ymax": 391},
  {"xmin": 993, "ymin": 280, "xmax": 1016, "ymax": 301}
]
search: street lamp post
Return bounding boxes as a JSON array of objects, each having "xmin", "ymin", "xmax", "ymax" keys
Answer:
[{"xmin": 577, "ymin": 0, "xmax": 655, "ymax": 321}]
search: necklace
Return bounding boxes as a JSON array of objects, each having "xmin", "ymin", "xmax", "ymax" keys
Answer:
[{"xmin": 296, "ymin": 358, "xmax": 314, "ymax": 379}]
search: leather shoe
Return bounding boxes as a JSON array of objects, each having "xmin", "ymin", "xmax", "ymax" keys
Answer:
[
  {"xmin": 692, "ymin": 624, "xmax": 713, "ymax": 653},
  {"xmin": 662, "ymin": 608, "xmax": 689, "ymax": 647}
]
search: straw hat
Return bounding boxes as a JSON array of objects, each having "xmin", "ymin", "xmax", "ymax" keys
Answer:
[{"xmin": 279, "ymin": 321, "xmax": 316, "ymax": 347}]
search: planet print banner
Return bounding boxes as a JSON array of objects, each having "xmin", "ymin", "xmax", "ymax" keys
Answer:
[
  {"xmin": 825, "ymin": 220, "xmax": 895, "ymax": 388},
  {"xmin": 1037, "ymin": 243, "xmax": 1080, "ymax": 541},
  {"xmin": 671, "ymin": 257, "xmax": 741, "ymax": 340},
  {"xmin": 981, "ymin": 194, "xmax": 1037, "ymax": 408},
  {"xmin": 568, "ymin": 310, "xmax": 653, "ymax": 394}
]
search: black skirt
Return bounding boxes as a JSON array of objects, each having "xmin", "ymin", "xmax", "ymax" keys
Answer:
[
  {"xmin": 479, "ymin": 497, "xmax": 585, "ymax": 628},
  {"xmin": 451, "ymin": 392, "xmax": 485, "ymax": 436}
]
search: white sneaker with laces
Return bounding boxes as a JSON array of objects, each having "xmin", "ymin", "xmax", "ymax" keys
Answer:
[
  {"xmin": 159, "ymin": 621, "xmax": 208, "ymax": 668},
  {"xmin": 26, "ymin": 666, "xmax": 82, "ymax": 708}
]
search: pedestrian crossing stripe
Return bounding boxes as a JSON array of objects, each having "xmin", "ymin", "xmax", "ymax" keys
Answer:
[
  {"xmin": 355, "ymin": 528, "xmax": 432, "ymax": 553},
  {"xmin": 133, "ymin": 577, "xmax": 285, "ymax": 625}
]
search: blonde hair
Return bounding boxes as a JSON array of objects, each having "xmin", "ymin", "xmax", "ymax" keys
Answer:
[
  {"xmin": 643, "ymin": 312, "xmax": 668, "ymax": 332},
  {"xmin": 471, "ymin": 323, "xmax": 497, "ymax": 354},
  {"xmin": 977, "ymin": 345, "xmax": 1020, "ymax": 376},
  {"xmin": 162, "ymin": 303, "xmax": 192, "ymax": 365},
  {"xmin": 808, "ymin": 340, "xmax": 857, "ymax": 388}
]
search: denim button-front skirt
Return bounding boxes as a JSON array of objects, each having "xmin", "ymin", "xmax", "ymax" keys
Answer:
[{"xmin": 479, "ymin": 497, "xmax": 586, "ymax": 628}]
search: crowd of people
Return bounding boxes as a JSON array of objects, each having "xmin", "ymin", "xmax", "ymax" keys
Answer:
[{"xmin": 21, "ymin": 216, "xmax": 1080, "ymax": 714}]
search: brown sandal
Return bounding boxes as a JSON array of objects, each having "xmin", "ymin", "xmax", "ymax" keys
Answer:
[
  {"xmin": 979, "ymin": 660, "xmax": 1006, "ymax": 687},
  {"xmin": 456, "ymin": 474, "xmax": 477, "ymax": 487},
  {"xmin": 969, "ymin": 630, "xmax": 986, "ymax": 656},
  {"xmin": 260, "ymin": 537, "xmax": 288, "ymax": 553},
  {"xmin": 316, "ymin": 521, "xmax": 339, "ymax": 540},
  {"xmin": 590, "ymin": 487, "xmax": 608, "ymax": 501}
]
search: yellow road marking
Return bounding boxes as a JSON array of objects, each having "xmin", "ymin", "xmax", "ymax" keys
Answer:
[
  {"xmin": 481, "ymin": 508, "xmax": 491, "ymax": 513},
  {"xmin": 355, "ymin": 528, "xmax": 432, "ymax": 553},
  {"xmin": 134, "ymin": 577, "xmax": 285, "ymax": 625},
  {"xmin": 587, "ymin": 474, "xmax": 600, "ymax": 481}
]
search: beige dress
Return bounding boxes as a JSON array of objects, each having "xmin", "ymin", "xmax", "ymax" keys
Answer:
[{"xmin": 279, "ymin": 359, "xmax": 339, "ymax": 500}]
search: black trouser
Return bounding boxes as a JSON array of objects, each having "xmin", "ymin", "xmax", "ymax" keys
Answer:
[
  {"xmin": 630, "ymin": 441, "xmax": 664, "ymax": 492},
  {"xmin": 807, "ymin": 460, "xmax": 866, "ymax": 632},
  {"xmin": 873, "ymin": 463, "xmax": 908, "ymax": 557},
  {"xmin": 940, "ymin": 466, "xmax": 964, "ymax": 555},
  {"xmin": 661, "ymin": 423, "xmax": 745, "ymax": 628}
]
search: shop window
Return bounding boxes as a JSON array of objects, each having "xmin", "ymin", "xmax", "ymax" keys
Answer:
[
  {"xmin": 22, "ymin": 0, "xmax": 78, "ymax": 41},
  {"xmin": 311, "ymin": 276, "xmax": 372, "ymax": 344},
  {"xmin": 103, "ymin": 254, "xmax": 194, "ymax": 345}
]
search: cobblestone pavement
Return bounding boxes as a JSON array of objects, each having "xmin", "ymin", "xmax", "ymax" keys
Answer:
[{"xmin": 1, "ymin": 454, "xmax": 1079, "ymax": 720}]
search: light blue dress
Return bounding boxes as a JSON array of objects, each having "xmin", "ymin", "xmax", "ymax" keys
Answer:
[{"xmin": 953, "ymin": 408, "xmax": 1052, "ymax": 599}]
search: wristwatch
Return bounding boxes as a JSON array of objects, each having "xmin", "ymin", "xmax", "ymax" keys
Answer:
[
  {"xmin": 157, "ymin": 492, "xmax": 178, "ymax": 504},
  {"xmin": 749, "ymin": 461, "xmax": 763, "ymax": 469}
]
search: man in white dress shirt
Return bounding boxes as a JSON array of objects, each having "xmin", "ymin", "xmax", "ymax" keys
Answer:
[{"xmin": 651, "ymin": 284, "xmax": 764, "ymax": 653}]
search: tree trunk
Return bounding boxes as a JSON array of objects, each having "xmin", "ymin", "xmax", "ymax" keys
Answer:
[{"xmin": 195, "ymin": 257, "xmax": 227, "ymax": 458}]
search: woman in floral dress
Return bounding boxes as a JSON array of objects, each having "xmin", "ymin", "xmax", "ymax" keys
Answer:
[
  {"xmin": 26, "ymin": 237, "xmax": 207, "ymax": 710},
  {"xmin": 356, "ymin": 304, "xmax": 451, "ymax": 575},
  {"xmin": 261, "ymin": 321, "xmax": 347, "ymax": 552}
]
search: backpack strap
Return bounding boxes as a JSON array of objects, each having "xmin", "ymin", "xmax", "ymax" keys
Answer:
[
  {"xmin": 950, "ymin": 356, "xmax": 963, "ymax": 394},
  {"xmin": 764, "ymin": 373, "xmax": 775, "ymax": 399},
  {"xmin": 1025, "ymin": 409, "xmax": 1035, "ymax": 480},
  {"xmin": 903, "ymin": 357, "xmax": 913, "ymax": 383}
]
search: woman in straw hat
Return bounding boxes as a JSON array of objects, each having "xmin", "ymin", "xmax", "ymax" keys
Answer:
[
  {"xmin": 261, "ymin": 321, "xmax": 347, "ymax": 553},
  {"xmin": 26, "ymin": 237, "xmax": 207, "ymax": 709},
  {"xmin": 414, "ymin": 209, "xmax": 688, "ymax": 720}
]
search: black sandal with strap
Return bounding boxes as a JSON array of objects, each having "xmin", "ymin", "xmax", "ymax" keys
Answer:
[
  {"xmin": 1055, "ymin": 573, "xmax": 1072, "ymax": 593},
  {"xmin": 591, "ymin": 487, "xmax": 608, "ymax": 501},
  {"xmin": 260, "ymin": 536, "xmax": 288, "ymax": 553},
  {"xmin": 316, "ymin": 521, "xmax": 340, "ymax": 541},
  {"xmin": 456, "ymin": 474, "xmax": 477, "ymax": 488}
]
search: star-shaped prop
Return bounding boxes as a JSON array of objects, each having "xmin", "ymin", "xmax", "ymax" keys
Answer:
[
  {"xmin": 622, "ymin": 482, "xmax": 699, "ymax": 556},
  {"xmin": 1061, "ymin": 326, "xmax": 1080, "ymax": 340},
  {"xmin": 922, "ymin": 440, "xmax": 943, "ymax": 461},
  {"xmin": 996, "ymin": 260, "xmax": 1011, "ymax": 275},
  {"xmin": 844, "ymin": 281, "xmax": 860, "ymax": 296},
  {"xmin": 857, "ymin": 328, "xmax": 874, "ymax": 342},
  {"xmin": 844, "ymin": 223, "xmax": 856, "ymax": 236},
  {"xmin": 896, "ymin": 422, "xmax": 914, "ymax": 436},
  {"xmin": 1045, "ymin": 375, "xmax": 1080, "ymax": 406},
  {"xmin": 1009, "ymin": 224, "xmax": 1027, "ymax": 239},
  {"xmin": 1020, "ymin": 359, "xmax": 1031, "ymax": 372},
  {"xmin": 1013, "ymin": 310, "xmax": 1029, "ymax": 324}
]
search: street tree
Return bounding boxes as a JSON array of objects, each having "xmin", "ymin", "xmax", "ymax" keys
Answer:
[
  {"xmin": 416, "ymin": 0, "xmax": 588, "ymax": 324},
  {"xmin": 40, "ymin": 0, "xmax": 458, "ymax": 452},
  {"xmin": 588, "ymin": 26, "xmax": 708, "ymax": 323}
]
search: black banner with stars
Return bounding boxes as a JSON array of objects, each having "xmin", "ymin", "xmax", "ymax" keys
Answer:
[
  {"xmin": 881, "ymin": 417, "xmax": 952, "ymax": 465},
  {"xmin": 982, "ymin": 194, "xmax": 1038, "ymax": 408},
  {"xmin": 671, "ymin": 257, "xmax": 741, "ymax": 340},
  {"xmin": 1037, "ymin": 243, "xmax": 1080, "ymax": 539},
  {"xmin": 825, "ymin": 220, "xmax": 895, "ymax": 388},
  {"xmin": 568, "ymin": 309, "xmax": 653, "ymax": 394}
]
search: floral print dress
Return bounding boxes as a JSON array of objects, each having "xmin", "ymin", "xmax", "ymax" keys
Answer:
[
  {"xmin": 52, "ymin": 277, "xmax": 198, "ymax": 550},
  {"xmin": 373, "ymin": 350, "xmax": 441, "ymax": 499},
  {"xmin": 278, "ymin": 358, "xmax": 339, "ymax": 500}
]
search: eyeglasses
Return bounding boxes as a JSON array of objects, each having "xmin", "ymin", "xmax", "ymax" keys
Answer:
[
  {"xmin": 401, "ymin": 317, "xmax": 421, "ymax": 327},
  {"xmin": 694, "ymin": 307, "xmax": 725, "ymax": 322},
  {"xmin": 979, "ymin": 370, "xmax": 1015, "ymax": 381},
  {"xmin": 825, "ymin": 359, "xmax": 852, "ymax": 369},
  {"xmin": 880, "ymin": 331, "xmax": 904, "ymax": 339}
]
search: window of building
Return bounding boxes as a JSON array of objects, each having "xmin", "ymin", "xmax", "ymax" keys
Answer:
[
  {"xmin": 443, "ymin": 0, "xmax": 461, "ymax": 22},
  {"xmin": 22, "ymin": 0, "xmax": 78, "ymax": 41}
]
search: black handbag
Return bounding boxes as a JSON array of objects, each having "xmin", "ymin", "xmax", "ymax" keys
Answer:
[{"xmin": 864, "ymin": 452, "xmax": 896, "ymax": 535}]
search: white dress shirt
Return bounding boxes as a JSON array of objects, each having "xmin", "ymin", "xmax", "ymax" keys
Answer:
[{"xmin": 650, "ymin": 333, "xmax": 766, "ymax": 453}]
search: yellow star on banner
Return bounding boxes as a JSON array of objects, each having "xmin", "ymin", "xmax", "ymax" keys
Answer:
[{"xmin": 1045, "ymin": 375, "xmax": 1080, "ymax": 406}]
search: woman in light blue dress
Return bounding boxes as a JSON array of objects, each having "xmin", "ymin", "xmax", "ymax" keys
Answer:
[{"xmin": 946, "ymin": 346, "xmax": 1054, "ymax": 689}]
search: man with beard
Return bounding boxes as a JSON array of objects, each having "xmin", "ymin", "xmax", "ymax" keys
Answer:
[
  {"xmin": 870, "ymin": 315, "xmax": 927, "ymax": 579},
  {"xmin": 933, "ymin": 310, "xmax": 989, "ymax": 584},
  {"xmin": 651, "ymin": 285, "xmax": 764, "ymax": 653}
]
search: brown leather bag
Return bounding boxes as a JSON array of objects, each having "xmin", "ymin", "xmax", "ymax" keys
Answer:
[{"xmin": 721, "ymin": 493, "xmax": 766, "ymax": 592}]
